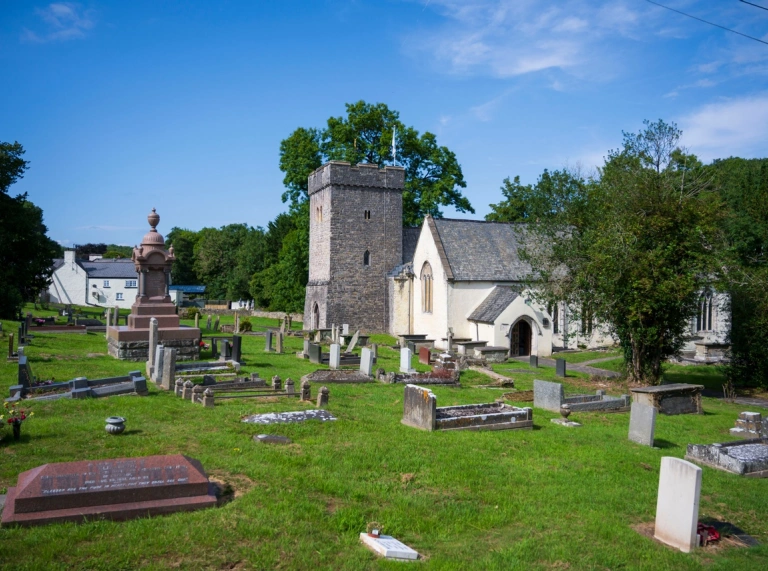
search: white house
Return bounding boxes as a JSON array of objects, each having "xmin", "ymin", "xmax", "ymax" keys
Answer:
[{"xmin": 48, "ymin": 250, "xmax": 139, "ymax": 310}]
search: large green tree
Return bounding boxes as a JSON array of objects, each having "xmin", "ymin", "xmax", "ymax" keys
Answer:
[
  {"xmin": 521, "ymin": 121, "xmax": 723, "ymax": 383},
  {"xmin": 0, "ymin": 142, "xmax": 60, "ymax": 318},
  {"xmin": 279, "ymin": 100, "xmax": 473, "ymax": 225}
]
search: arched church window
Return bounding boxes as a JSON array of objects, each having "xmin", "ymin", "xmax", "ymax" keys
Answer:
[
  {"xmin": 363, "ymin": 250, "xmax": 370, "ymax": 267},
  {"xmin": 548, "ymin": 303, "xmax": 560, "ymax": 334},
  {"xmin": 421, "ymin": 262, "xmax": 433, "ymax": 313},
  {"xmin": 697, "ymin": 291, "xmax": 713, "ymax": 332},
  {"xmin": 364, "ymin": 210, "xmax": 371, "ymax": 220}
]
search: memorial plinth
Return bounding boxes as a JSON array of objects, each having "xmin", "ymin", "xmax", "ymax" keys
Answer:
[
  {"xmin": 1, "ymin": 454, "xmax": 217, "ymax": 527},
  {"xmin": 107, "ymin": 209, "xmax": 200, "ymax": 361}
]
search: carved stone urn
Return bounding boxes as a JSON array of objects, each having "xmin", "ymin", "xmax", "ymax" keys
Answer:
[
  {"xmin": 559, "ymin": 405, "xmax": 571, "ymax": 420},
  {"xmin": 105, "ymin": 416, "xmax": 126, "ymax": 435}
]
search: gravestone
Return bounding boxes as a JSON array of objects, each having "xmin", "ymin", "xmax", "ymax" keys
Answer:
[
  {"xmin": 231, "ymin": 335, "xmax": 242, "ymax": 363},
  {"xmin": 556, "ymin": 358, "xmax": 566, "ymax": 377},
  {"xmin": 360, "ymin": 534, "xmax": 419, "ymax": 561},
  {"xmin": 533, "ymin": 379, "xmax": 564, "ymax": 412},
  {"xmin": 272, "ymin": 376, "xmax": 282, "ymax": 391},
  {"xmin": 329, "ymin": 344, "xmax": 341, "ymax": 370},
  {"xmin": 153, "ymin": 344, "xmax": 165, "ymax": 383},
  {"xmin": 300, "ymin": 380, "xmax": 311, "ymax": 402},
  {"xmin": 147, "ymin": 318, "xmax": 159, "ymax": 376},
  {"xmin": 284, "ymin": 378, "xmax": 295, "ymax": 395},
  {"xmin": 276, "ymin": 332, "xmax": 284, "ymax": 354},
  {"xmin": 400, "ymin": 347, "xmax": 415, "ymax": 373},
  {"xmin": 161, "ymin": 347, "xmax": 177, "ymax": 391},
  {"xmin": 175, "ymin": 379, "xmax": 183, "ymax": 397},
  {"xmin": 308, "ymin": 343, "xmax": 322, "ymax": 364},
  {"xmin": 346, "ymin": 330, "xmax": 360, "ymax": 353},
  {"xmin": 250, "ymin": 372, "xmax": 266, "ymax": 387},
  {"xmin": 0, "ymin": 454, "xmax": 217, "ymax": 527},
  {"xmin": 222, "ymin": 339, "xmax": 231, "ymax": 359},
  {"xmin": 194, "ymin": 313, "xmax": 199, "ymax": 329},
  {"xmin": 265, "ymin": 330, "xmax": 273, "ymax": 352},
  {"xmin": 371, "ymin": 343, "xmax": 378, "ymax": 359},
  {"xmin": 447, "ymin": 328, "xmax": 454, "ymax": 353},
  {"xmin": 360, "ymin": 348, "xmax": 374, "ymax": 376},
  {"xmin": 418, "ymin": 346, "xmax": 431, "ymax": 365},
  {"xmin": 202, "ymin": 388, "xmax": 214, "ymax": 408},
  {"xmin": 234, "ymin": 313, "xmax": 240, "ymax": 333},
  {"xmin": 317, "ymin": 386, "xmax": 329, "ymax": 408},
  {"xmin": 303, "ymin": 338, "xmax": 310, "ymax": 358},
  {"xmin": 254, "ymin": 434, "xmax": 291, "ymax": 445},
  {"xmin": 654, "ymin": 457, "xmax": 702, "ymax": 553},
  {"xmin": 113, "ymin": 306, "xmax": 119, "ymax": 324},
  {"xmin": 206, "ymin": 315, "xmax": 212, "ymax": 330},
  {"xmin": 402, "ymin": 384, "xmax": 437, "ymax": 430},
  {"xmin": 342, "ymin": 324, "xmax": 349, "ymax": 335},
  {"xmin": 182, "ymin": 380, "xmax": 194, "ymax": 400},
  {"xmin": 106, "ymin": 310, "xmax": 112, "ymax": 328},
  {"xmin": 8, "ymin": 333, "xmax": 13, "ymax": 360},
  {"xmin": 213, "ymin": 316, "xmax": 220, "ymax": 332},
  {"xmin": 210, "ymin": 338, "xmax": 219, "ymax": 359},
  {"xmin": 629, "ymin": 402, "xmax": 657, "ymax": 447},
  {"xmin": 529, "ymin": 355, "xmax": 538, "ymax": 368},
  {"xmin": 192, "ymin": 384, "xmax": 204, "ymax": 403}
]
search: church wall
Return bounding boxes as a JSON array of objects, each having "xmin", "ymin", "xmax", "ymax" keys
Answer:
[
  {"xmin": 448, "ymin": 281, "xmax": 511, "ymax": 340},
  {"xmin": 308, "ymin": 187, "xmax": 331, "ymax": 283},
  {"xmin": 412, "ymin": 225, "xmax": 448, "ymax": 343},
  {"xmin": 492, "ymin": 295, "xmax": 553, "ymax": 356},
  {"xmin": 388, "ymin": 274, "xmax": 413, "ymax": 336}
]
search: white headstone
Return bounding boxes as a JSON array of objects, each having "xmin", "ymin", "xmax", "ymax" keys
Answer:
[
  {"xmin": 329, "ymin": 343, "xmax": 341, "ymax": 370},
  {"xmin": 629, "ymin": 402, "xmax": 657, "ymax": 446},
  {"xmin": 342, "ymin": 324, "xmax": 349, "ymax": 335},
  {"xmin": 147, "ymin": 317, "xmax": 159, "ymax": 374},
  {"xmin": 360, "ymin": 347, "xmax": 374, "ymax": 376},
  {"xmin": 654, "ymin": 457, "xmax": 702, "ymax": 553},
  {"xmin": 400, "ymin": 347, "xmax": 414, "ymax": 373},
  {"xmin": 359, "ymin": 534, "xmax": 418, "ymax": 560},
  {"xmin": 153, "ymin": 344, "xmax": 165, "ymax": 383}
]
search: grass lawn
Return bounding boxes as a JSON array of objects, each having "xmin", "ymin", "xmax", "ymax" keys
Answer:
[
  {"xmin": 0, "ymin": 310, "xmax": 766, "ymax": 570},
  {"xmin": 553, "ymin": 349, "xmax": 623, "ymax": 364}
]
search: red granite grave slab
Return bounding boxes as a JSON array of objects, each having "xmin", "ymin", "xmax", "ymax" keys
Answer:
[{"xmin": 1, "ymin": 454, "xmax": 217, "ymax": 527}]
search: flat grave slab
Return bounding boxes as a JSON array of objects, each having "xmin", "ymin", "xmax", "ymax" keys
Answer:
[
  {"xmin": 631, "ymin": 383, "xmax": 703, "ymax": 415},
  {"xmin": 241, "ymin": 410, "xmax": 337, "ymax": 425},
  {"xmin": 359, "ymin": 533, "xmax": 419, "ymax": 560},
  {"xmin": 301, "ymin": 370, "xmax": 374, "ymax": 384},
  {"xmin": 534, "ymin": 380, "xmax": 630, "ymax": 413},
  {"xmin": 551, "ymin": 418, "xmax": 582, "ymax": 427},
  {"xmin": 253, "ymin": 434, "xmax": 292, "ymax": 445},
  {"xmin": 686, "ymin": 438, "xmax": 768, "ymax": 477},
  {"xmin": 1, "ymin": 454, "xmax": 216, "ymax": 527}
]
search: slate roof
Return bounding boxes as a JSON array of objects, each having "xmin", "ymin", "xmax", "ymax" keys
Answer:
[
  {"xmin": 52, "ymin": 259, "xmax": 65, "ymax": 271},
  {"xmin": 402, "ymin": 227, "xmax": 421, "ymax": 264},
  {"xmin": 467, "ymin": 286, "xmax": 520, "ymax": 323},
  {"xmin": 429, "ymin": 218, "xmax": 531, "ymax": 281},
  {"xmin": 78, "ymin": 259, "xmax": 138, "ymax": 279}
]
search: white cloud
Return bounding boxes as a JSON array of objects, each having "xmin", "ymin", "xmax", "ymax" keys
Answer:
[
  {"xmin": 22, "ymin": 3, "xmax": 95, "ymax": 43},
  {"xmin": 680, "ymin": 94, "xmax": 768, "ymax": 161}
]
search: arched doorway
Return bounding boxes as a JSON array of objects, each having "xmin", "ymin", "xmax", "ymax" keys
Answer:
[
  {"xmin": 312, "ymin": 303, "xmax": 320, "ymax": 330},
  {"xmin": 510, "ymin": 320, "xmax": 532, "ymax": 357}
]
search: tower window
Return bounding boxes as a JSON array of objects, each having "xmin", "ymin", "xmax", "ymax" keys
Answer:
[
  {"xmin": 316, "ymin": 206, "xmax": 323, "ymax": 222},
  {"xmin": 363, "ymin": 250, "xmax": 370, "ymax": 266},
  {"xmin": 364, "ymin": 210, "xmax": 371, "ymax": 220},
  {"xmin": 421, "ymin": 262, "xmax": 433, "ymax": 313}
]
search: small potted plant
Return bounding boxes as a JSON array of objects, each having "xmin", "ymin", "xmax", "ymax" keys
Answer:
[
  {"xmin": 2, "ymin": 402, "xmax": 34, "ymax": 441},
  {"xmin": 366, "ymin": 521, "xmax": 383, "ymax": 538}
]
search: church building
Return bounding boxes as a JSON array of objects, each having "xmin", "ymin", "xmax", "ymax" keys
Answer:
[{"xmin": 303, "ymin": 161, "xmax": 727, "ymax": 359}]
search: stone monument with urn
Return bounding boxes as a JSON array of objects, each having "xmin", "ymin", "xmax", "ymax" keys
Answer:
[{"xmin": 106, "ymin": 208, "xmax": 200, "ymax": 361}]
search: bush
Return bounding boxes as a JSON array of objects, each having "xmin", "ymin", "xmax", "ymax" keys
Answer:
[
  {"xmin": 239, "ymin": 318, "xmax": 252, "ymax": 332},
  {"xmin": 182, "ymin": 307, "xmax": 201, "ymax": 320}
]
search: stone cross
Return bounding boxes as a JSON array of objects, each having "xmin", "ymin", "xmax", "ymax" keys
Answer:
[
  {"xmin": 284, "ymin": 378, "xmax": 294, "ymax": 395},
  {"xmin": 276, "ymin": 332, "xmax": 284, "ymax": 354},
  {"xmin": 202, "ymin": 388, "xmax": 215, "ymax": 408},
  {"xmin": 329, "ymin": 343, "xmax": 341, "ymax": 370},
  {"xmin": 175, "ymin": 379, "xmax": 184, "ymax": 397},
  {"xmin": 161, "ymin": 347, "xmax": 177, "ymax": 391},
  {"xmin": 272, "ymin": 375, "xmax": 282, "ymax": 391},
  {"xmin": 346, "ymin": 330, "xmax": 360, "ymax": 353},
  {"xmin": 400, "ymin": 347, "xmax": 414, "ymax": 373},
  {"xmin": 360, "ymin": 347, "xmax": 374, "ymax": 376},
  {"xmin": 194, "ymin": 313, "xmax": 199, "ymax": 329},
  {"xmin": 192, "ymin": 384, "xmax": 204, "ymax": 404},
  {"xmin": 147, "ymin": 317, "xmax": 159, "ymax": 377},
  {"xmin": 629, "ymin": 402, "xmax": 657, "ymax": 446},
  {"xmin": 654, "ymin": 457, "xmax": 702, "ymax": 553},
  {"xmin": 265, "ymin": 330, "xmax": 273, "ymax": 352},
  {"xmin": 317, "ymin": 386, "xmax": 329, "ymax": 408},
  {"xmin": 182, "ymin": 380, "xmax": 194, "ymax": 400},
  {"xmin": 300, "ymin": 380, "xmax": 311, "ymax": 402},
  {"xmin": 153, "ymin": 344, "xmax": 165, "ymax": 383}
]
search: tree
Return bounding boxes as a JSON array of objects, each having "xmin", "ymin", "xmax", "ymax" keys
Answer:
[
  {"xmin": 279, "ymin": 100, "xmax": 474, "ymax": 225},
  {"xmin": 0, "ymin": 142, "xmax": 60, "ymax": 318},
  {"xmin": 486, "ymin": 170, "xmax": 588, "ymax": 223},
  {"xmin": 522, "ymin": 121, "xmax": 723, "ymax": 384},
  {"xmin": 166, "ymin": 228, "xmax": 201, "ymax": 285}
]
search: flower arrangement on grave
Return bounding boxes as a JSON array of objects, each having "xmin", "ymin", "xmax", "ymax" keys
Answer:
[
  {"xmin": 366, "ymin": 521, "xmax": 383, "ymax": 538},
  {"xmin": 2, "ymin": 402, "xmax": 34, "ymax": 441},
  {"xmin": 34, "ymin": 318, "xmax": 46, "ymax": 326}
]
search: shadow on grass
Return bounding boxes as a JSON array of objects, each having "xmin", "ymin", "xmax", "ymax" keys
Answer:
[{"xmin": 652, "ymin": 438, "xmax": 678, "ymax": 449}]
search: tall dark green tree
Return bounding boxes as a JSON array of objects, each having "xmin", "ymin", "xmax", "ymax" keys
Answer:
[
  {"xmin": 520, "ymin": 121, "xmax": 723, "ymax": 384},
  {"xmin": 279, "ymin": 100, "xmax": 473, "ymax": 225},
  {"xmin": 0, "ymin": 142, "xmax": 60, "ymax": 318},
  {"xmin": 166, "ymin": 227, "xmax": 201, "ymax": 285}
]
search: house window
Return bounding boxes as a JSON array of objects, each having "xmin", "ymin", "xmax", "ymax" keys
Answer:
[
  {"xmin": 363, "ymin": 250, "xmax": 370, "ymax": 267},
  {"xmin": 421, "ymin": 262, "xmax": 433, "ymax": 313},
  {"xmin": 125, "ymin": 280, "xmax": 137, "ymax": 288},
  {"xmin": 103, "ymin": 280, "xmax": 110, "ymax": 288},
  {"xmin": 364, "ymin": 210, "xmax": 371, "ymax": 220},
  {"xmin": 697, "ymin": 291, "xmax": 713, "ymax": 332},
  {"xmin": 116, "ymin": 293, "xmax": 124, "ymax": 300}
]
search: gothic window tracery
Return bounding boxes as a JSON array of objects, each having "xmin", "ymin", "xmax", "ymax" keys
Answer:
[{"xmin": 421, "ymin": 262, "xmax": 433, "ymax": 313}]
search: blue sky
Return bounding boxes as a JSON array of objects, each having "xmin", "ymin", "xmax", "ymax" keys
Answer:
[{"xmin": 2, "ymin": 1, "xmax": 767, "ymax": 247}]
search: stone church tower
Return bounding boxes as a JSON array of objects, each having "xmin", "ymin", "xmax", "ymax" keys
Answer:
[{"xmin": 304, "ymin": 161, "xmax": 404, "ymax": 332}]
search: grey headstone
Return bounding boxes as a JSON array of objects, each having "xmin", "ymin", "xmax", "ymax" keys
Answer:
[
  {"xmin": 308, "ymin": 343, "xmax": 322, "ymax": 364},
  {"xmin": 529, "ymin": 355, "xmax": 538, "ymax": 368},
  {"xmin": 360, "ymin": 347, "xmax": 374, "ymax": 376},
  {"xmin": 556, "ymin": 358, "xmax": 567, "ymax": 377},
  {"xmin": 402, "ymin": 384, "xmax": 436, "ymax": 430},
  {"xmin": 284, "ymin": 378, "xmax": 295, "ymax": 395},
  {"xmin": 276, "ymin": 332, "xmax": 284, "ymax": 353},
  {"xmin": 265, "ymin": 330, "xmax": 273, "ymax": 352},
  {"xmin": 303, "ymin": 338, "xmax": 310, "ymax": 357},
  {"xmin": 272, "ymin": 375, "xmax": 282, "ymax": 391},
  {"xmin": 153, "ymin": 344, "xmax": 165, "ymax": 383},
  {"xmin": 300, "ymin": 380, "xmax": 311, "ymax": 402},
  {"xmin": 329, "ymin": 344, "xmax": 341, "ymax": 370},
  {"xmin": 161, "ymin": 347, "xmax": 177, "ymax": 391},
  {"xmin": 206, "ymin": 315, "xmax": 212, "ymax": 330},
  {"xmin": 133, "ymin": 376, "xmax": 148, "ymax": 395},
  {"xmin": 317, "ymin": 386, "xmax": 329, "ymax": 408},
  {"xmin": 533, "ymin": 379, "xmax": 564, "ymax": 412},
  {"xmin": 232, "ymin": 335, "xmax": 242, "ymax": 363},
  {"xmin": 346, "ymin": 330, "xmax": 360, "ymax": 353},
  {"xmin": 629, "ymin": 402, "xmax": 657, "ymax": 446},
  {"xmin": 214, "ymin": 316, "xmax": 220, "ymax": 331},
  {"xmin": 371, "ymin": 343, "xmax": 378, "ymax": 359}
]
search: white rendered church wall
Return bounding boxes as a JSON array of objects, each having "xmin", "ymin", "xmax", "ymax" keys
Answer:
[{"xmin": 412, "ymin": 227, "xmax": 448, "ymax": 344}]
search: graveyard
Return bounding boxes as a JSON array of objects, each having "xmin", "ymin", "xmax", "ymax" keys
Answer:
[{"xmin": 0, "ymin": 307, "xmax": 766, "ymax": 569}]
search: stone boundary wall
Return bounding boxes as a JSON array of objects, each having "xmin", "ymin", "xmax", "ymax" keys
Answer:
[{"xmin": 192, "ymin": 309, "xmax": 304, "ymax": 320}]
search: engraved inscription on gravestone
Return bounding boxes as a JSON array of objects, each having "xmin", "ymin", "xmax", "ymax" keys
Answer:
[{"xmin": 145, "ymin": 271, "xmax": 166, "ymax": 298}]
